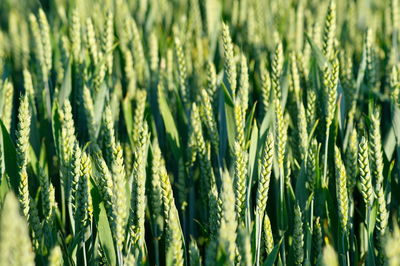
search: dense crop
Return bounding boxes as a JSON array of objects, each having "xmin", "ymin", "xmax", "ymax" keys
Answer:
[{"xmin": 1, "ymin": 0, "xmax": 400, "ymax": 265}]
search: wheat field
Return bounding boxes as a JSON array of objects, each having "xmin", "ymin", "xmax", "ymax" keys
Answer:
[{"xmin": 0, "ymin": 0, "xmax": 399, "ymax": 265}]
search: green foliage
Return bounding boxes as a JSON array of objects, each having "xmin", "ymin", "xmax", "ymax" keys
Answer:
[{"xmin": 0, "ymin": 0, "xmax": 400, "ymax": 265}]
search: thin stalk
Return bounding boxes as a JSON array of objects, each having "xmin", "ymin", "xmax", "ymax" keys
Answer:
[
  {"xmin": 279, "ymin": 167, "xmax": 286, "ymax": 265},
  {"xmin": 255, "ymin": 214, "xmax": 262, "ymax": 266},
  {"xmin": 117, "ymin": 247, "xmax": 123, "ymax": 266},
  {"xmin": 82, "ymin": 240, "xmax": 87, "ymax": 266},
  {"xmin": 153, "ymin": 233, "xmax": 160, "ymax": 266},
  {"xmin": 322, "ymin": 127, "xmax": 330, "ymax": 187}
]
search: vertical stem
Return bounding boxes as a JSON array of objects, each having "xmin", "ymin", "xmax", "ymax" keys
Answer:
[
  {"xmin": 255, "ymin": 215, "xmax": 262, "ymax": 266},
  {"xmin": 82, "ymin": 240, "xmax": 87, "ymax": 266},
  {"xmin": 153, "ymin": 233, "xmax": 160, "ymax": 266},
  {"xmin": 279, "ymin": 167, "xmax": 286, "ymax": 265},
  {"xmin": 61, "ymin": 184, "xmax": 66, "ymax": 228},
  {"xmin": 322, "ymin": 127, "xmax": 330, "ymax": 187}
]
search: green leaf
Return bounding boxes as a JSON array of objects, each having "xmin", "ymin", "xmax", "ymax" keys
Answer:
[
  {"xmin": 51, "ymin": 102, "xmax": 62, "ymax": 157},
  {"xmin": 0, "ymin": 120, "xmax": 18, "ymax": 194},
  {"xmin": 93, "ymin": 83, "xmax": 108, "ymax": 138},
  {"xmin": 384, "ymin": 104, "xmax": 400, "ymax": 160},
  {"xmin": 58, "ymin": 58, "xmax": 72, "ymax": 105},
  {"xmin": 305, "ymin": 34, "xmax": 330, "ymax": 69},
  {"xmin": 221, "ymin": 83, "xmax": 234, "ymax": 107},
  {"xmin": 96, "ymin": 203, "xmax": 116, "ymax": 265},
  {"xmin": 263, "ymin": 237, "xmax": 282, "ymax": 266},
  {"xmin": 224, "ymin": 103, "xmax": 235, "ymax": 151},
  {"xmin": 122, "ymin": 97, "xmax": 134, "ymax": 145},
  {"xmin": 158, "ymin": 91, "xmax": 180, "ymax": 159}
]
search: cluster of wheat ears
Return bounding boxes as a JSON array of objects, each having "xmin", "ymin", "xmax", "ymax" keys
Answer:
[{"xmin": 1, "ymin": 0, "xmax": 400, "ymax": 265}]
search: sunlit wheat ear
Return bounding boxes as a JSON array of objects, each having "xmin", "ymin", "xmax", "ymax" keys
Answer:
[
  {"xmin": 222, "ymin": 22, "xmax": 237, "ymax": 94},
  {"xmin": 70, "ymin": 8, "xmax": 81, "ymax": 60},
  {"xmin": 102, "ymin": 11, "xmax": 114, "ymax": 74},
  {"xmin": 233, "ymin": 140, "xmax": 247, "ymax": 223},
  {"xmin": 82, "ymin": 86, "xmax": 96, "ymax": 140},
  {"xmin": 261, "ymin": 65, "xmax": 271, "ymax": 114},
  {"xmin": 75, "ymin": 152, "xmax": 93, "ymax": 238},
  {"xmin": 369, "ymin": 109, "xmax": 384, "ymax": 190},
  {"xmin": 167, "ymin": 207, "xmax": 184, "ymax": 266},
  {"xmin": 102, "ymin": 104, "xmax": 116, "ymax": 166},
  {"xmin": 174, "ymin": 35, "xmax": 189, "ymax": 107},
  {"xmin": 86, "ymin": 17, "xmax": 99, "ymax": 64},
  {"xmin": 148, "ymin": 31, "xmax": 159, "ymax": 74},
  {"xmin": 306, "ymin": 140, "xmax": 318, "ymax": 192},
  {"xmin": 375, "ymin": 184, "xmax": 389, "ymax": 264},
  {"xmin": 364, "ymin": 29, "xmax": 377, "ymax": 89},
  {"xmin": 129, "ymin": 17, "xmax": 146, "ymax": 84},
  {"xmin": 200, "ymin": 89, "xmax": 219, "ymax": 156},
  {"xmin": 296, "ymin": 99, "xmax": 308, "ymax": 161},
  {"xmin": 150, "ymin": 141, "xmax": 164, "ymax": 235},
  {"xmin": 322, "ymin": 0, "xmax": 336, "ymax": 60},
  {"xmin": 345, "ymin": 128, "xmax": 358, "ymax": 193},
  {"xmin": 334, "ymin": 146, "xmax": 349, "ymax": 231},
  {"xmin": 29, "ymin": 14, "xmax": 44, "ymax": 75},
  {"xmin": 16, "ymin": 94, "xmax": 31, "ymax": 218},
  {"xmin": 256, "ymin": 132, "xmax": 274, "ymax": 216},
  {"xmin": 358, "ymin": 136, "xmax": 374, "ymax": 208},
  {"xmin": 238, "ymin": 54, "xmax": 249, "ymax": 113},
  {"xmin": 132, "ymin": 89, "xmax": 147, "ymax": 144},
  {"xmin": 323, "ymin": 59, "xmax": 339, "ymax": 131},
  {"xmin": 376, "ymin": 185, "xmax": 388, "ymax": 234},
  {"xmin": 38, "ymin": 9, "xmax": 52, "ymax": 78},
  {"xmin": 93, "ymin": 146, "xmax": 120, "ymax": 246},
  {"xmin": 219, "ymin": 171, "xmax": 238, "ymax": 264},
  {"xmin": 60, "ymin": 100, "xmax": 77, "ymax": 206},
  {"xmin": 233, "ymin": 98, "xmax": 245, "ymax": 150},
  {"xmin": 272, "ymin": 41, "xmax": 284, "ymax": 100},
  {"xmin": 0, "ymin": 193, "xmax": 35, "ymax": 266},
  {"xmin": 390, "ymin": 64, "xmax": 400, "ymax": 105},
  {"xmin": 263, "ymin": 214, "xmax": 274, "ymax": 255},
  {"xmin": 129, "ymin": 123, "xmax": 150, "ymax": 246},
  {"xmin": 274, "ymin": 96, "xmax": 287, "ymax": 170},
  {"xmin": 110, "ymin": 143, "xmax": 127, "ymax": 247},
  {"xmin": 206, "ymin": 61, "xmax": 217, "ymax": 99},
  {"xmin": 1, "ymin": 79, "xmax": 14, "ymax": 132},
  {"xmin": 306, "ymin": 86, "xmax": 316, "ymax": 132}
]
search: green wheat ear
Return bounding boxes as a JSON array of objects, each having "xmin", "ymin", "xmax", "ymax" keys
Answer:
[
  {"xmin": 369, "ymin": 109, "xmax": 384, "ymax": 190},
  {"xmin": 263, "ymin": 214, "xmax": 274, "ymax": 255},
  {"xmin": 222, "ymin": 22, "xmax": 237, "ymax": 95},
  {"xmin": 1, "ymin": 79, "xmax": 14, "ymax": 132},
  {"xmin": 16, "ymin": 94, "xmax": 31, "ymax": 218},
  {"xmin": 219, "ymin": 171, "xmax": 238, "ymax": 264},
  {"xmin": 358, "ymin": 136, "xmax": 374, "ymax": 208},
  {"xmin": 292, "ymin": 204, "xmax": 304, "ymax": 265},
  {"xmin": 334, "ymin": 146, "xmax": 349, "ymax": 231},
  {"xmin": 323, "ymin": 0, "xmax": 336, "ymax": 60},
  {"xmin": 189, "ymin": 238, "xmax": 202, "ymax": 266},
  {"xmin": 256, "ymin": 131, "xmax": 274, "ymax": 216}
]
